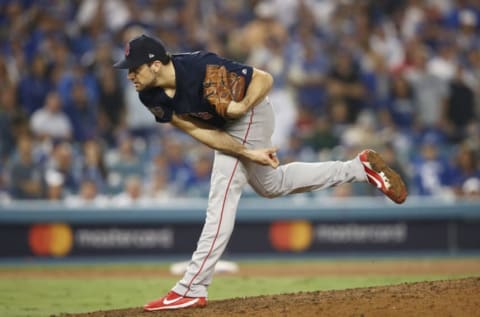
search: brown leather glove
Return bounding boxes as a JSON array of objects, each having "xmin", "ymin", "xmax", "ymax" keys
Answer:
[{"xmin": 203, "ymin": 65, "xmax": 246, "ymax": 117}]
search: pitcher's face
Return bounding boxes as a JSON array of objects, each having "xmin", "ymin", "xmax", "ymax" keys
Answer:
[{"xmin": 127, "ymin": 63, "xmax": 156, "ymax": 91}]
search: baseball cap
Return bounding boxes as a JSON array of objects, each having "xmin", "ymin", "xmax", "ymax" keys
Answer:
[{"xmin": 113, "ymin": 34, "xmax": 169, "ymax": 69}]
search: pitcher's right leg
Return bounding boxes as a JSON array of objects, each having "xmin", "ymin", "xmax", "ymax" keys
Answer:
[
  {"xmin": 246, "ymin": 150, "xmax": 407, "ymax": 204},
  {"xmin": 246, "ymin": 157, "xmax": 367, "ymax": 198}
]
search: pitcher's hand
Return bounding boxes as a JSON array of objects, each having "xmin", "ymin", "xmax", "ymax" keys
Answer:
[{"xmin": 243, "ymin": 147, "xmax": 279, "ymax": 168}]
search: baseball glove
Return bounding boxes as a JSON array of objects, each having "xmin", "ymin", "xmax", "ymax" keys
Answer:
[{"xmin": 203, "ymin": 65, "xmax": 246, "ymax": 117}]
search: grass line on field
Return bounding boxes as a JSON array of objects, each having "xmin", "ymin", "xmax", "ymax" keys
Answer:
[{"xmin": 1, "ymin": 257, "xmax": 480, "ymax": 278}]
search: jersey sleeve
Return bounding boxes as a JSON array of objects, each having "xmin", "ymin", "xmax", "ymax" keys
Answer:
[
  {"xmin": 149, "ymin": 105, "xmax": 173, "ymax": 123},
  {"xmin": 139, "ymin": 90, "xmax": 173, "ymax": 123}
]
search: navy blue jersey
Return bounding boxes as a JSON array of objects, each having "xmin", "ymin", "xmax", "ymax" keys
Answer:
[{"xmin": 139, "ymin": 51, "xmax": 253, "ymax": 128}]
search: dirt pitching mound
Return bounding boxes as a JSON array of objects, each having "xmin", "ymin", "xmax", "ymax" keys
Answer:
[{"xmin": 58, "ymin": 277, "xmax": 480, "ymax": 317}]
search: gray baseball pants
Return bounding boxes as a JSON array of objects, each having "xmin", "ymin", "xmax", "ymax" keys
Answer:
[{"xmin": 172, "ymin": 98, "xmax": 367, "ymax": 297}]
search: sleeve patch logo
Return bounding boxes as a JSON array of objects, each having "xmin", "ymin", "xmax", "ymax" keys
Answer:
[
  {"xmin": 190, "ymin": 112, "xmax": 213, "ymax": 120},
  {"xmin": 149, "ymin": 106, "xmax": 165, "ymax": 118}
]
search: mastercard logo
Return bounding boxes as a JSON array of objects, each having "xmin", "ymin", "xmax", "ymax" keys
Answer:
[
  {"xmin": 28, "ymin": 223, "xmax": 73, "ymax": 257},
  {"xmin": 269, "ymin": 220, "xmax": 313, "ymax": 252}
]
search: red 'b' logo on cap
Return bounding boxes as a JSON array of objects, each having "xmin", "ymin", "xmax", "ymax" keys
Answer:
[{"xmin": 125, "ymin": 43, "xmax": 130, "ymax": 56}]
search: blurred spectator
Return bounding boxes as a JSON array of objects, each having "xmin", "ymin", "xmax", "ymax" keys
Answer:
[
  {"xmin": 76, "ymin": 0, "xmax": 130, "ymax": 33},
  {"xmin": 96, "ymin": 64, "xmax": 125, "ymax": 144},
  {"xmin": 341, "ymin": 111, "xmax": 383, "ymax": 149},
  {"xmin": 45, "ymin": 142, "xmax": 80, "ymax": 196},
  {"xmin": 105, "ymin": 133, "xmax": 144, "ymax": 194},
  {"xmin": 65, "ymin": 179, "xmax": 109, "ymax": 207},
  {"xmin": 112, "ymin": 175, "xmax": 149, "ymax": 206},
  {"xmin": 163, "ymin": 139, "xmax": 194, "ymax": 195},
  {"xmin": 326, "ymin": 52, "xmax": 366, "ymax": 123},
  {"xmin": 441, "ymin": 66, "xmax": 477, "ymax": 143},
  {"xmin": 410, "ymin": 133, "xmax": 453, "ymax": 197},
  {"xmin": 368, "ymin": 20, "xmax": 405, "ymax": 70},
  {"xmin": 404, "ymin": 45, "xmax": 448, "ymax": 130},
  {"xmin": 201, "ymin": 1, "xmax": 251, "ymax": 58},
  {"xmin": 30, "ymin": 91, "xmax": 72, "ymax": 143},
  {"xmin": 445, "ymin": 8, "xmax": 480, "ymax": 51},
  {"xmin": 294, "ymin": 105, "xmax": 317, "ymax": 137},
  {"xmin": 427, "ymin": 43, "xmax": 458, "ymax": 82},
  {"xmin": 7, "ymin": 135, "xmax": 44, "ymax": 199},
  {"xmin": 80, "ymin": 139, "xmax": 108, "ymax": 193},
  {"xmin": 462, "ymin": 177, "xmax": 480, "ymax": 200},
  {"xmin": 384, "ymin": 74, "xmax": 416, "ymax": 130},
  {"xmin": 362, "ymin": 52, "xmax": 391, "ymax": 110},
  {"xmin": 146, "ymin": 171, "xmax": 173, "ymax": 202},
  {"xmin": 464, "ymin": 122, "xmax": 480, "ymax": 154},
  {"xmin": 83, "ymin": 38, "xmax": 125, "ymax": 145},
  {"xmin": 144, "ymin": 152, "xmax": 175, "ymax": 201},
  {"xmin": 58, "ymin": 63, "xmax": 99, "ymax": 112},
  {"xmin": 78, "ymin": 179, "xmax": 102, "ymax": 204},
  {"xmin": 328, "ymin": 98, "xmax": 351, "ymax": 138},
  {"xmin": 17, "ymin": 54, "xmax": 52, "ymax": 115},
  {"xmin": 450, "ymin": 143, "xmax": 480, "ymax": 198},
  {"xmin": 0, "ymin": 164, "xmax": 10, "ymax": 203},
  {"xmin": 400, "ymin": 0, "xmax": 427, "ymax": 41},
  {"xmin": 45, "ymin": 39, "xmax": 74, "ymax": 80},
  {"xmin": 64, "ymin": 81, "xmax": 98, "ymax": 142},
  {"xmin": 185, "ymin": 154, "xmax": 213, "ymax": 198},
  {"xmin": 288, "ymin": 24, "xmax": 329, "ymax": 116},
  {"xmin": 466, "ymin": 49, "xmax": 480, "ymax": 103},
  {"xmin": 44, "ymin": 169, "xmax": 65, "ymax": 201},
  {"xmin": 0, "ymin": 86, "xmax": 29, "ymax": 163},
  {"xmin": 304, "ymin": 116, "xmax": 339, "ymax": 153},
  {"xmin": 0, "ymin": 56, "xmax": 15, "ymax": 88},
  {"xmin": 232, "ymin": 1, "xmax": 288, "ymax": 60}
]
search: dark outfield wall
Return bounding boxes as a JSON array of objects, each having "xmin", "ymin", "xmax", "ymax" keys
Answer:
[{"xmin": 0, "ymin": 198, "xmax": 479, "ymax": 258}]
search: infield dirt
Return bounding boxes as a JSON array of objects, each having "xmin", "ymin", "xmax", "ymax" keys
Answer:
[{"xmin": 57, "ymin": 277, "xmax": 480, "ymax": 317}]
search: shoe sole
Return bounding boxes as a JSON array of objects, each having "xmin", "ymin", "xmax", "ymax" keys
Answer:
[{"xmin": 365, "ymin": 151, "xmax": 407, "ymax": 204}]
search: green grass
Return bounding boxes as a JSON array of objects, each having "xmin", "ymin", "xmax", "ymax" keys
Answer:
[{"xmin": 0, "ymin": 261, "xmax": 477, "ymax": 317}]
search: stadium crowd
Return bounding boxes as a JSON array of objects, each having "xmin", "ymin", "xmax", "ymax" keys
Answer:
[{"xmin": 1, "ymin": 0, "xmax": 480, "ymax": 205}]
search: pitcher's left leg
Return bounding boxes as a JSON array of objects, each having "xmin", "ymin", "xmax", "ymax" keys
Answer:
[
  {"xmin": 144, "ymin": 152, "xmax": 247, "ymax": 311},
  {"xmin": 172, "ymin": 152, "xmax": 247, "ymax": 297}
]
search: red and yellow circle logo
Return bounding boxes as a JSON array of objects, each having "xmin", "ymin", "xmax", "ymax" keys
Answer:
[
  {"xmin": 269, "ymin": 220, "xmax": 313, "ymax": 252},
  {"xmin": 28, "ymin": 223, "xmax": 73, "ymax": 257}
]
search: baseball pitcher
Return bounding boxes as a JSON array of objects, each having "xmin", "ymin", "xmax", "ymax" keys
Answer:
[{"xmin": 113, "ymin": 34, "xmax": 407, "ymax": 311}]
